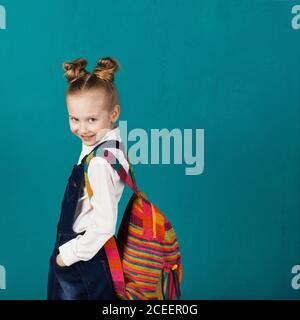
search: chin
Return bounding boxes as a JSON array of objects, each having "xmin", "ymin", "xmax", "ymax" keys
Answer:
[{"xmin": 82, "ymin": 139, "xmax": 96, "ymax": 146}]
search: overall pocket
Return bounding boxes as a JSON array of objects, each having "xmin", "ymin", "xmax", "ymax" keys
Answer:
[
  {"xmin": 53, "ymin": 233, "xmax": 80, "ymax": 271},
  {"xmin": 77, "ymin": 248, "xmax": 113, "ymax": 296}
]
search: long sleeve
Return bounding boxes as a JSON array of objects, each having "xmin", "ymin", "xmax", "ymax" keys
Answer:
[{"xmin": 58, "ymin": 156, "xmax": 119, "ymax": 267}]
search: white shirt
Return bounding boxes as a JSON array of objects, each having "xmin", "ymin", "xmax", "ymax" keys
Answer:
[{"xmin": 58, "ymin": 126, "xmax": 129, "ymax": 266}]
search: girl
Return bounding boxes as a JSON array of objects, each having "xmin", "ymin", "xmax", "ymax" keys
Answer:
[{"xmin": 47, "ymin": 57, "xmax": 129, "ymax": 300}]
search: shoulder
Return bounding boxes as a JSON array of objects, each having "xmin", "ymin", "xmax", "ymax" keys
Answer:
[
  {"xmin": 104, "ymin": 146, "xmax": 130, "ymax": 173},
  {"xmin": 87, "ymin": 144, "xmax": 130, "ymax": 184}
]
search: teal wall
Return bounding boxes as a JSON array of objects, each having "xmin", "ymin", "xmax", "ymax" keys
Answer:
[{"xmin": 0, "ymin": 0, "xmax": 300, "ymax": 299}]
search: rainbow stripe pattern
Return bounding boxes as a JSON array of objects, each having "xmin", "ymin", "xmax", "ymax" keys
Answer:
[{"xmin": 82, "ymin": 139, "xmax": 183, "ymax": 300}]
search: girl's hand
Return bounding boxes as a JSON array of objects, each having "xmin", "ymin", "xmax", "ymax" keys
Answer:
[{"xmin": 56, "ymin": 254, "xmax": 66, "ymax": 267}]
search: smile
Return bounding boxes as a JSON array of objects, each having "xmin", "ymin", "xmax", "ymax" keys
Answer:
[{"xmin": 81, "ymin": 135, "xmax": 95, "ymax": 140}]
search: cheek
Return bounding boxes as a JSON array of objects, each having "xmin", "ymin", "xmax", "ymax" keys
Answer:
[
  {"xmin": 93, "ymin": 119, "xmax": 107, "ymax": 129},
  {"xmin": 69, "ymin": 122, "xmax": 78, "ymax": 133},
  {"xmin": 101, "ymin": 114, "xmax": 112, "ymax": 126}
]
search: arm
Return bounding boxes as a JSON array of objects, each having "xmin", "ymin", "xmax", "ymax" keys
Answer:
[{"xmin": 58, "ymin": 156, "xmax": 118, "ymax": 267}]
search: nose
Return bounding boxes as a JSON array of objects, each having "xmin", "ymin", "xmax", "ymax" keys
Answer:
[{"xmin": 78, "ymin": 123, "xmax": 88, "ymax": 134}]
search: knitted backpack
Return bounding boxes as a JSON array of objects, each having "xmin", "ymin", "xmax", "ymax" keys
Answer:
[{"xmin": 82, "ymin": 139, "xmax": 182, "ymax": 300}]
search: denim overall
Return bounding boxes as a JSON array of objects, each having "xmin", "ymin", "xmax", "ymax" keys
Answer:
[{"xmin": 47, "ymin": 155, "xmax": 117, "ymax": 300}]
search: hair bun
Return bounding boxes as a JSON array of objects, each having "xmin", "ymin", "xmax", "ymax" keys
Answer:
[
  {"xmin": 93, "ymin": 57, "xmax": 120, "ymax": 82},
  {"xmin": 62, "ymin": 58, "xmax": 88, "ymax": 84}
]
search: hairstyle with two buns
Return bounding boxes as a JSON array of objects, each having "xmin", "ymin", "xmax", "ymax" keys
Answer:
[{"xmin": 62, "ymin": 57, "xmax": 121, "ymax": 109}]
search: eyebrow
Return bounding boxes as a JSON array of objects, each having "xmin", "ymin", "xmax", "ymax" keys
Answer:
[{"xmin": 69, "ymin": 115, "xmax": 99, "ymax": 118}]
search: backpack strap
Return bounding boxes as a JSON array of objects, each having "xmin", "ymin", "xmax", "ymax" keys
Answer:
[
  {"xmin": 83, "ymin": 139, "xmax": 147, "ymax": 201},
  {"xmin": 81, "ymin": 138, "xmax": 138, "ymax": 299}
]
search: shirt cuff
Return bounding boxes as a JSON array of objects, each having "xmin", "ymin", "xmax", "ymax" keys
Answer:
[{"xmin": 58, "ymin": 238, "xmax": 80, "ymax": 267}]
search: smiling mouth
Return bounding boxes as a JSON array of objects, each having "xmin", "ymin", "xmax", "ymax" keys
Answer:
[{"xmin": 81, "ymin": 135, "xmax": 95, "ymax": 139}]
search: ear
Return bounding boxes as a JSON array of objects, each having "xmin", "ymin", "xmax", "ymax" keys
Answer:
[{"xmin": 110, "ymin": 104, "xmax": 120, "ymax": 123}]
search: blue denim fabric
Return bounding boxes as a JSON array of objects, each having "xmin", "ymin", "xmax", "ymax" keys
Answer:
[{"xmin": 47, "ymin": 163, "xmax": 116, "ymax": 300}]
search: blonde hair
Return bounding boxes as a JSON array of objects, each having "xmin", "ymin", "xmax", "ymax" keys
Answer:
[{"xmin": 62, "ymin": 57, "xmax": 121, "ymax": 109}]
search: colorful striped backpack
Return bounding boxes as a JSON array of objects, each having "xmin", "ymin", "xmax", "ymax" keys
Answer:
[{"xmin": 82, "ymin": 139, "xmax": 183, "ymax": 300}]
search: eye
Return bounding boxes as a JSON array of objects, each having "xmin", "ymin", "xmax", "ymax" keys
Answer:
[
  {"xmin": 70, "ymin": 117, "xmax": 79, "ymax": 122},
  {"xmin": 88, "ymin": 118, "xmax": 97, "ymax": 123}
]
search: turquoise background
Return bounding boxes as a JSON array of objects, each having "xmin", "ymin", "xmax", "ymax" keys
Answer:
[{"xmin": 0, "ymin": 0, "xmax": 300, "ymax": 299}]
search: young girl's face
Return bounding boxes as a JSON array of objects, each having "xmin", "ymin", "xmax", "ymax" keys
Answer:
[{"xmin": 66, "ymin": 90, "xmax": 120, "ymax": 146}]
